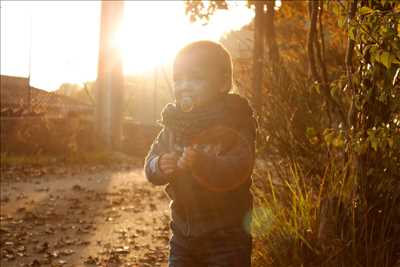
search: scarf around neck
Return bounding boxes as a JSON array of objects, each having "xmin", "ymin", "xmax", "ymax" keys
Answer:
[{"xmin": 158, "ymin": 94, "xmax": 256, "ymax": 146}]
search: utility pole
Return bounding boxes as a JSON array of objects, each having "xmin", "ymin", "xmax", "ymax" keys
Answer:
[{"xmin": 96, "ymin": 1, "xmax": 124, "ymax": 149}]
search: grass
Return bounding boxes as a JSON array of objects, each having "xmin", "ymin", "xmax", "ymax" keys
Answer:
[{"xmin": 251, "ymin": 161, "xmax": 399, "ymax": 267}]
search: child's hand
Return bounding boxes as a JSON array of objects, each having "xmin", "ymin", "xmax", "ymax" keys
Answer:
[
  {"xmin": 159, "ymin": 152, "xmax": 179, "ymax": 175},
  {"xmin": 177, "ymin": 147, "xmax": 201, "ymax": 171}
]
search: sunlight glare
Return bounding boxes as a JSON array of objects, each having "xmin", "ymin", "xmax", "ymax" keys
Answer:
[
  {"xmin": 1, "ymin": 1, "xmax": 254, "ymax": 90},
  {"xmin": 121, "ymin": 1, "xmax": 254, "ymax": 74}
]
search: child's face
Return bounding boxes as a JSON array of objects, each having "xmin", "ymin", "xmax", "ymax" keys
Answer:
[{"xmin": 173, "ymin": 52, "xmax": 224, "ymax": 112}]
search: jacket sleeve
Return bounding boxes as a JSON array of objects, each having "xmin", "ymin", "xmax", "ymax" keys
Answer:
[
  {"xmin": 144, "ymin": 129, "xmax": 171, "ymax": 186},
  {"xmin": 192, "ymin": 123, "xmax": 256, "ymax": 192}
]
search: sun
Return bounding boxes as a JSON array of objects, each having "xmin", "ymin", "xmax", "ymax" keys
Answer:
[
  {"xmin": 120, "ymin": 2, "xmax": 184, "ymax": 74},
  {"xmin": 120, "ymin": 1, "xmax": 254, "ymax": 75}
]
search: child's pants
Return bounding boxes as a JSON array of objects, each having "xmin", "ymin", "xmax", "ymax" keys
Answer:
[{"xmin": 168, "ymin": 225, "xmax": 252, "ymax": 267}]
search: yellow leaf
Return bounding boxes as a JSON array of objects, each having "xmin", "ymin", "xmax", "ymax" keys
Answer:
[
  {"xmin": 333, "ymin": 135, "xmax": 344, "ymax": 148},
  {"xmin": 387, "ymin": 137, "xmax": 394, "ymax": 148},
  {"xmin": 359, "ymin": 6, "xmax": 373, "ymax": 15},
  {"xmin": 398, "ymin": 23, "xmax": 400, "ymax": 38},
  {"xmin": 380, "ymin": 51, "xmax": 392, "ymax": 69}
]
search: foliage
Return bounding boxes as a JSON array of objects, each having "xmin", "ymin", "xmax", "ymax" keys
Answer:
[
  {"xmin": 345, "ymin": 0, "xmax": 400, "ymax": 165},
  {"xmin": 184, "ymin": 0, "xmax": 228, "ymax": 24}
]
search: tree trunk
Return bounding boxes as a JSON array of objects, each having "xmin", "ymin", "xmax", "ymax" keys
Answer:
[
  {"xmin": 265, "ymin": 0, "xmax": 279, "ymax": 65},
  {"xmin": 252, "ymin": 1, "xmax": 265, "ymax": 115},
  {"xmin": 96, "ymin": 1, "xmax": 124, "ymax": 150}
]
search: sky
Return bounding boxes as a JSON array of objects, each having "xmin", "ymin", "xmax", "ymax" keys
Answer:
[{"xmin": 1, "ymin": 1, "xmax": 254, "ymax": 91}]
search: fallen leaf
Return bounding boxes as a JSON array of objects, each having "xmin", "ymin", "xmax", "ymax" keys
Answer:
[
  {"xmin": 30, "ymin": 259, "xmax": 41, "ymax": 267},
  {"xmin": 34, "ymin": 242, "xmax": 48, "ymax": 253},
  {"xmin": 113, "ymin": 245, "xmax": 130, "ymax": 254},
  {"xmin": 16, "ymin": 245, "xmax": 26, "ymax": 252},
  {"xmin": 84, "ymin": 255, "xmax": 98, "ymax": 265},
  {"xmin": 60, "ymin": 248, "xmax": 74, "ymax": 256},
  {"xmin": 72, "ymin": 184, "xmax": 83, "ymax": 191}
]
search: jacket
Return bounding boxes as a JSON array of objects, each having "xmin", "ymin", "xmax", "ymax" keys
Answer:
[{"xmin": 144, "ymin": 94, "xmax": 256, "ymax": 237}]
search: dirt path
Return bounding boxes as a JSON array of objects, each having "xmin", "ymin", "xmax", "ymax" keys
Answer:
[{"xmin": 0, "ymin": 165, "xmax": 170, "ymax": 267}]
